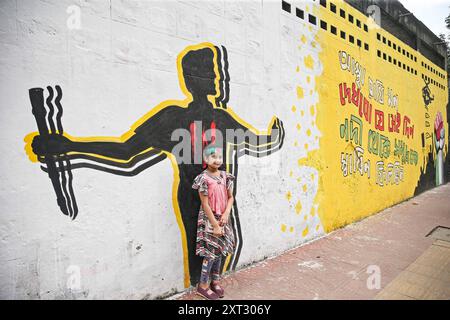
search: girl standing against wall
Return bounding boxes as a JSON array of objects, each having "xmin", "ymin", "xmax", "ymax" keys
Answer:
[{"xmin": 192, "ymin": 145, "xmax": 236, "ymax": 300}]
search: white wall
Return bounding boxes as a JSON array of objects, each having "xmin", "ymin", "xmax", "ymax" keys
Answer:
[{"xmin": 0, "ymin": 0, "xmax": 324, "ymax": 299}]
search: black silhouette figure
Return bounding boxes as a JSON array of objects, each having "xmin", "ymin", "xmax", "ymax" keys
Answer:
[{"xmin": 28, "ymin": 43, "xmax": 285, "ymax": 287}]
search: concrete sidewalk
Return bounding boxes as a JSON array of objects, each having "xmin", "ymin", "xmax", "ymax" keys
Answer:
[{"xmin": 175, "ymin": 183, "xmax": 450, "ymax": 300}]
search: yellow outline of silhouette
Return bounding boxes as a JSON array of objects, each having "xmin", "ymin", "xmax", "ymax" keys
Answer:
[{"xmin": 24, "ymin": 42, "xmax": 283, "ymax": 289}]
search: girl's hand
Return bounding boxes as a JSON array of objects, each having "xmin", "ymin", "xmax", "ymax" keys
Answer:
[
  {"xmin": 219, "ymin": 212, "xmax": 229, "ymax": 226},
  {"xmin": 213, "ymin": 225, "xmax": 224, "ymax": 236}
]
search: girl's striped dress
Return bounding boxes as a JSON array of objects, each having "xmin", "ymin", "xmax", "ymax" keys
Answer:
[{"xmin": 192, "ymin": 169, "xmax": 236, "ymax": 260}]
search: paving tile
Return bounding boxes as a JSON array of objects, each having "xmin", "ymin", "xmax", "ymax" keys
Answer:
[
  {"xmin": 375, "ymin": 289, "xmax": 416, "ymax": 300},
  {"xmin": 376, "ymin": 242, "xmax": 450, "ymax": 300},
  {"xmin": 176, "ymin": 184, "xmax": 450, "ymax": 300}
]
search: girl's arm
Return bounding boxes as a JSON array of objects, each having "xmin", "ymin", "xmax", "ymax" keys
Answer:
[
  {"xmin": 199, "ymin": 192, "xmax": 223, "ymax": 235},
  {"xmin": 220, "ymin": 189, "xmax": 234, "ymax": 226}
]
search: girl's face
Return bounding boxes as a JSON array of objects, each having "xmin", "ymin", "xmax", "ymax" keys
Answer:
[{"xmin": 204, "ymin": 149, "xmax": 223, "ymax": 169}]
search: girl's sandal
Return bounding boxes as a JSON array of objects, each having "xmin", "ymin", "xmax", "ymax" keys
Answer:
[
  {"xmin": 210, "ymin": 282, "xmax": 224, "ymax": 298},
  {"xmin": 196, "ymin": 285, "xmax": 219, "ymax": 300}
]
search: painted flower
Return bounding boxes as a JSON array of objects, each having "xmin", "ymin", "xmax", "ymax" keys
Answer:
[{"xmin": 434, "ymin": 111, "xmax": 445, "ymax": 152}]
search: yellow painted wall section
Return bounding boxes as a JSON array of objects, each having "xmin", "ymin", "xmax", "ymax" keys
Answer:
[{"xmin": 300, "ymin": 1, "xmax": 449, "ymax": 232}]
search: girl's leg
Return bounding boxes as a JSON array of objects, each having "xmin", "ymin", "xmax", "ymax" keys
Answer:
[
  {"xmin": 199, "ymin": 257, "xmax": 214, "ymax": 288},
  {"xmin": 210, "ymin": 255, "xmax": 222, "ymax": 284},
  {"xmin": 209, "ymin": 256, "xmax": 225, "ymax": 297}
]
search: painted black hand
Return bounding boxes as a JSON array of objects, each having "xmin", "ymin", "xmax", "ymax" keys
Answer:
[{"xmin": 32, "ymin": 134, "xmax": 71, "ymax": 157}]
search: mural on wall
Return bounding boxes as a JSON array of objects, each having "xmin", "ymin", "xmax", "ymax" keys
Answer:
[
  {"xmin": 284, "ymin": 1, "xmax": 450, "ymax": 233},
  {"xmin": 422, "ymin": 78, "xmax": 434, "ymax": 107},
  {"xmin": 24, "ymin": 42, "xmax": 285, "ymax": 288},
  {"xmin": 337, "ymin": 56, "xmax": 419, "ymax": 188},
  {"xmin": 434, "ymin": 111, "xmax": 445, "ymax": 185},
  {"xmin": 28, "ymin": 85, "xmax": 79, "ymax": 219},
  {"xmin": 414, "ymin": 79, "xmax": 449, "ymax": 195}
]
